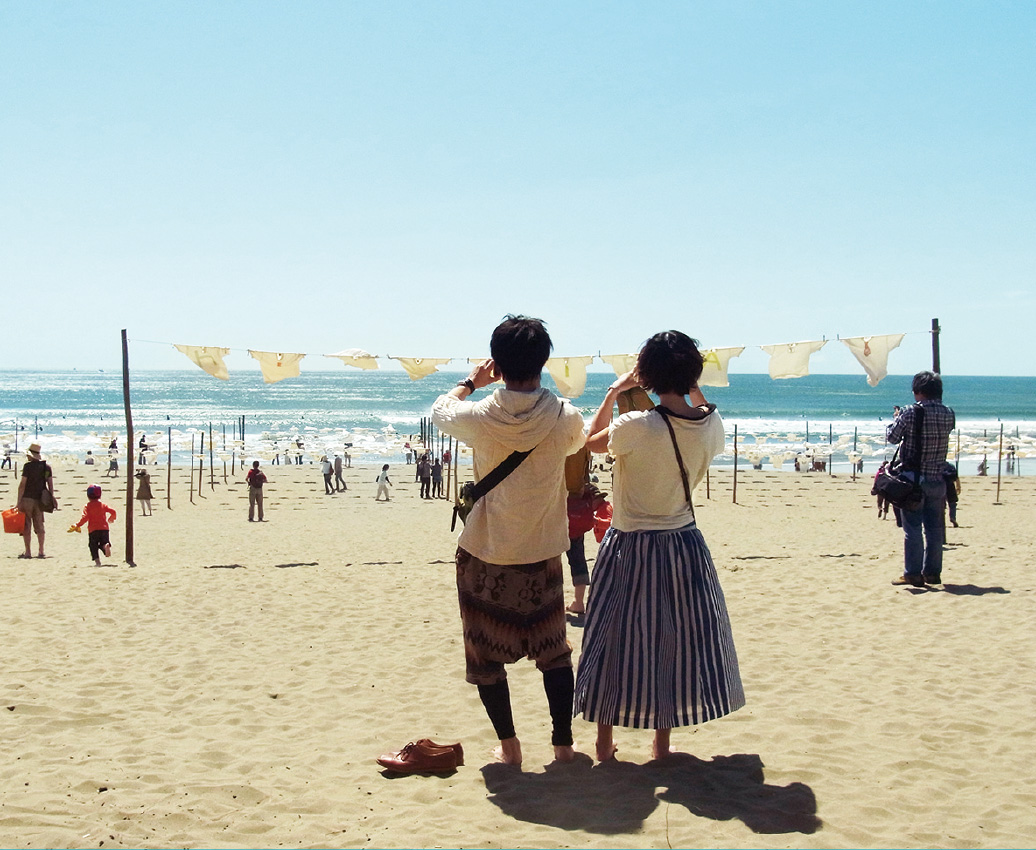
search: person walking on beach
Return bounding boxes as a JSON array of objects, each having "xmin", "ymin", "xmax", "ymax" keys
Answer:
[
  {"xmin": 573, "ymin": 331, "xmax": 744, "ymax": 761},
  {"xmin": 246, "ymin": 460, "xmax": 267, "ymax": 522},
  {"xmin": 432, "ymin": 315, "xmax": 585, "ymax": 766},
  {"xmin": 69, "ymin": 484, "xmax": 116, "ymax": 566},
  {"xmin": 375, "ymin": 464, "xmax": 392, "ymax": 501},
  {"xmin": 887, "ymin": 371, "xmax": 955, "ymax": 587},
  {"xmin": 134, "ymin": 469, "xmax": 153, "ymax": 516},
  {"xmin": 320, "ymin": 455, "xmax": 334, "ymax": 494},
  {"xmin": 16, "ymin": 443, "xmax": 56, "ymax": 559},
  {"xmin": 334, "ymin": 454, "xmax": 347, "ymax": 491}
]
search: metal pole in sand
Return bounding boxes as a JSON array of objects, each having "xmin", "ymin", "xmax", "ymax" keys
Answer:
[
  {"xmin": 198, "ymin": 430, "xmax": 205, "ymax": 497},
  {"xmin": 732, "ymin": 423, "xmax": 738, "ymax": 504},
  {"xmin": 931, "ymin": 318, "xmax": 941, "ymax": 374},
  {"xmin": 121, "ymin": 329, "xmax": 135, "ymax": 566},
  {"xmin": 995, "ymin": 423, "xmax": 1004, "ymax": 505},
  {"xmin": 189, "ymin": 433, "xmax": 195, "ymax": 505},
  {"xmin": 209, "ymin": 422, "xmax": 215, "ymax": 490},
  {"xmin": 167, "ymin": 427, "xmax": 172, "ymax": 510}
]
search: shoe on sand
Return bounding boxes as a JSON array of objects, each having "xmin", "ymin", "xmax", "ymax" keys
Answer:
[
  {"xmin": 377, "ymin": 740, "xmax": 459, "ymax": 774},
  {"xmin": 891, "ymin": 574, "xmax": 925, "ymax": 587}
]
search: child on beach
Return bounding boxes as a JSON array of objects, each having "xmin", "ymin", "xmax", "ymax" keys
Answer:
[
  {"xmin": 135, "ymin": 469, "xmax": 153, "ymax": 516},
  {"xmin": 375, "ymin": 464, "xmax": 392, "ymax": 501},
  {"xmin": 69, "ymin": 485, "xmax": 116, "ymax": 566}
]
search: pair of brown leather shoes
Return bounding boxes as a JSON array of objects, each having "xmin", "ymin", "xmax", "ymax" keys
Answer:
[{"xmin": 377, "ymin": 739, "xmax": 464, "ymax": 774}]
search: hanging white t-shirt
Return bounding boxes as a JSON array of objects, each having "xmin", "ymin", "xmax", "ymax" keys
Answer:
[
  {"xmin": 545, "ymin": 356, "xmax": 594, "ymax": 398},
  {"xmin": 700, "ymin": 346, "xmax": 745, "ymax": 388},
  {"xmin": 760, "ymin": 340, "xmax": 827, "ymax": 379},
  {"xmin": 325, "ymin": 349, "xmax": 379, "ymax": 370},
  {"xmin": 599, "ymin": 353, "xmax": 638, "ymax": 377},
  {"xmin": 174, "ymin": 344, "xmax": 232, "ymax": 381},
  {"xmin": 840, "ymin": 334, "xmax": 905, "ymax": 386},
  {"xmin": 390, "ymin": 357, "xmax": 452, "ymax": 380},
  {"xmin": 248, "ymin": 351, "xmax": 306, "ymax": 384}
]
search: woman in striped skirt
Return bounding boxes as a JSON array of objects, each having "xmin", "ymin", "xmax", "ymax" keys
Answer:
[{"xmin": 573, "ymin": 330, "xmax": 744, "ymax": 761}]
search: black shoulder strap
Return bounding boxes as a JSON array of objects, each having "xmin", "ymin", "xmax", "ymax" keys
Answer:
[
  {"xmin": 656, "ymin": 408, "xmax": 695, "ymax": 520},
  {"xmin": 467, "ymin": 405, "xmax": 565, "ymax": 502}
]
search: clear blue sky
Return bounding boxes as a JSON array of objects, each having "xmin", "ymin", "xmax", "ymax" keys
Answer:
[{"xmin": 2, "ymin": 1, "xmax": 1033, "ymax": 376}]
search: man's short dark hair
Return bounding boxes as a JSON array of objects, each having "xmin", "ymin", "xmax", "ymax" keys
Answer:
[
  {"xmin": 912, "ymin": 371, "xmax": 943, "ymax": 400},
  {"xmin": 490, "ymin": 315, "xmax": 553, "ymax": 382},
  {"xmin": 636, "ymin": 331, "xmax": 705, "ymax": 396}
]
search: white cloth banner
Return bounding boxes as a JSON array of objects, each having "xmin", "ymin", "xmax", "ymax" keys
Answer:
[
  {"xmin": 545, "ymin": 356, "xmax": 594, "ymax": 398},
  {"xmin": 700, "ymin": 346, "xmax": 745, "ymax": 388},
  {"xmin": 325, "ymin": 349, "xmax": 379, "ymax": 370},
  {"xmin": 390, "ymin": 357, "xmax": 452, "ymax": 381}
]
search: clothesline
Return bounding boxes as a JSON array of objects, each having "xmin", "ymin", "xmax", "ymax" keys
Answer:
[{"xmin": 132, "ymin": 328, "xmax": 933, "ymax": 397}]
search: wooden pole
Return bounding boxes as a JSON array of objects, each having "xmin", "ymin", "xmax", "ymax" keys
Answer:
[
  {"xmin": 189, "ymin": 433, "xmax": 195, "ymax": 505},
  {"xmin": 995, "ymin": 423, "xmax": 1004, "ymax": 504},
  {"xmin": 198, "ymin": 430, "xmax": 205, "ymax": 497},
  {"xmin": 706, "ymin": 467, "xmax": 710, "ymax": 500},
  {"xmin": 209, "ymin": 422, "xmax": 215, "ymax": 490},
  {"xmin": 732, "ymin": 423, "xmax": 738, "ymax": 504},
  {"xmin": 931, "ymin": 318, "xmax": 941, "ymax": 374},
  {"xmin": 166, "ymin": 427, "xmax": 172, "ymax": 510},
  {"xmin": 121, "ymin": 329, "xmax": 135, "ymax": 565}
]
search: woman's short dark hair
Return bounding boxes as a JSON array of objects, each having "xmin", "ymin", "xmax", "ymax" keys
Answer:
[
  {"xmin": 912, "ymin": 371, "xmax": 943, "ymax": 400},
  {"xmin": 636, "ymin": 331, "xmax": 705, "ymax": 396},
  {"xmin": 490, "ymin": 315, "xmax": 553, "ymax": 382}
]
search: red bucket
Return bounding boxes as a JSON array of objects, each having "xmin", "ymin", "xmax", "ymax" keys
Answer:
[{"xmin": 3, "ymin": 508, "xmax": 25, "ymax": 534}]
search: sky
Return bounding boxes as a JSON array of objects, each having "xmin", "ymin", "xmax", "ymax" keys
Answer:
[{"xmin": 2, "ymin": 1, "xmax": 1034, "ymax": 376}]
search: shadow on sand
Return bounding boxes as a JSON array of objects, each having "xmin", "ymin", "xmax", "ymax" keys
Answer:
[{"xmin": 482, "ymin": 752, "xmax": 820, "ymax": 835}]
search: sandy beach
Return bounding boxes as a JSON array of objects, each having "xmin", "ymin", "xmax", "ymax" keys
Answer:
[{"xmin": 1, "ymin": 459, "xmax": 1033, "ymax": 849}]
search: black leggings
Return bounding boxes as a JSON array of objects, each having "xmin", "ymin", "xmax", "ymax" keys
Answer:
[{"xmin": 477, "ymin": 667, "xmax": 574, "ymax": 746}]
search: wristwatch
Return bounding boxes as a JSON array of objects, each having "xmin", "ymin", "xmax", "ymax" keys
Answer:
[{"xmin": 457, "ymin": 378, "xmax": 476, "ymax": 393}]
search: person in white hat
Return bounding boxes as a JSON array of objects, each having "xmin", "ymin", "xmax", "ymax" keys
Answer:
[{"xmin": 16, "ymin": 443, "xmax": 55, "ymax": 558}]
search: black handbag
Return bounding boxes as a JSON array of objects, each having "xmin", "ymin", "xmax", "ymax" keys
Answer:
[{"xmin": 875, "ymin": 406, "xmax": 924, "ymax": 511}]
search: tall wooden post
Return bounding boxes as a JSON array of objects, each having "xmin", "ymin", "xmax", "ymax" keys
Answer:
[
  {"xmin": 209, "ymin": 422, "xmax": 215, "ymax": 490},
  {"xmin": 166, "ymin": 427, "xmax": 172, "ymax": 510},
  {"xmin": 121, "ymin": 329, "xmax": 135, "ymax": 565},
  {"xmin": 931, "ymin": 318, "xmax": 941, "ymax": 374},
  {"xmin": 995, "ymin": 423, "xmax": 1004, "ymax": 504}
]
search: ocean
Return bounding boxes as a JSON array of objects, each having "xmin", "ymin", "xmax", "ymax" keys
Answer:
[{"xmin": 2, "ymin": 370, "xmax": 1034, "ymax": 475}]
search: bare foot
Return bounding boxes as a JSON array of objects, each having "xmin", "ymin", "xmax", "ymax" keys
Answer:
[
  {"xmin": 651, "ymin": 743, "xmax": 678, "ymax": 759},
  {"xmin": 565, "ymin": 602, "xmax": 585, "ymax": 614},
  {"xmin": 553, "ymin": 744, "xmax": 575, "ymax": 763},
  {"xmin": 652, "ymin": 729, "xmax": 674, "ymax": 760},
  {"xmin": 494, "ymin": 736, "xmax": 522, "ymax": 766},
  {"xmin": 595, "ymin": 741, "xmax": 618, "ymax": 762}
]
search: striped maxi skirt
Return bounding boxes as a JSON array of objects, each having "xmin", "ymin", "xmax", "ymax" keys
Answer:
[{"xmin": 573, "ymin": 523, "xmax": 745, "ymax": 729}]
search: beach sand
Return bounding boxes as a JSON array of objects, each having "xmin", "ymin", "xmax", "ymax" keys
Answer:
[{"xmin": 1, "ymin": 460, "xmax": 1033, "ymax": 849}]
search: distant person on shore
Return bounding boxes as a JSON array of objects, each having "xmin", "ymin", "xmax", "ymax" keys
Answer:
[
  {"xmin": 872, "ymin": 461, "xmax": 891, "ymax": 519},
  {"xmin": 295, "ymin": 439, "xmax": 304, "ymax": 465},
  {"xmin": 343, "ymin": 449, "xmax": 351, "ymax": 468},
  {"xmin": 246, "ymin": 461, "xmax": 267, "ymax": 522},
  {"xmin": 417, "ymin": 454, "xmax": 432, "ymax": 499},
  {"xmin": 573, "ymin": 331, "xmax": 744, "ymax": 761},
  {"xmin": 887, "ymin": 371, "xmax": 956, "ymax": 587},
  {"xmin": 84, "ymin": 450, "xmax": 95, "ymax": 466},
  {"xmin": 404, "ymin": 442, "xmax": 413, "ymax": 464},
  {"xmin": 431, "ymin": 457, "xmax": 443, "ymax": 498},
  {"xmin": 17, "ymin": 443, "xmax": 56, "ymax": 559},
  {"xmin": 334, "ymin": 454, "xmax": 347, "ymax": 491},
  {"xmin": 375, "ymin": 464, "xmax": 392, "ymax": 501},
  {"xmin": 943, "ymin": 461, "xmax": 961, "ymax": 528},
  {"xmin": 1, "ymin": 443, "xmax": 11, "ymax": 469},
  {"xmin": 106, "ymin": 448, "xmax": 119, "ymax": 478},
  {"xmin": 69, "ymin": 484, "xmax": 116, "ymax": 566},
  {"xmin": 431, "ymin": 315, "xmax": 585, "ymax": 767},
  {"xmin": 138, "ymin": 433, "xmax": 147, "ymax": 465},
  {"xmin": 135, "ymin": 469, "xmax": 153, "ymax": 516},
  {"xmin": 320, "ymin": 455, "xmax": 334, "ymax": 494}
]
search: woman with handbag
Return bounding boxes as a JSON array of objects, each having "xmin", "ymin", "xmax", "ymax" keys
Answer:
[
  {"xmin": 574, "ymin": 331, "xmax": 744, "ymax": 761},
  {"xmin": 15, "ymin": 442, "xmax": 56, "ymax": 559}
]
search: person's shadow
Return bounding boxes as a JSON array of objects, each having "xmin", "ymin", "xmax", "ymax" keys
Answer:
[{"xmin": 481, "ymin": 752, "xmax": 820, "ymax": 835}]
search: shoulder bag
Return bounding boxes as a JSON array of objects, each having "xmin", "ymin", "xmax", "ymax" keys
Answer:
[{"xmin": 875, "ymin": 405, "xmax": 925, "ymax": 511}]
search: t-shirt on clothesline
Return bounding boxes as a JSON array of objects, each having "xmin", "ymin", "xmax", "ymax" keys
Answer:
[{"xmin": 170, "ymin": 332, "xmax": 909, "ymax": 394}]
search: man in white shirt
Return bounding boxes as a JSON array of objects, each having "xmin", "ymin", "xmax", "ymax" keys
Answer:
[{"xmin": 432, "ymin": 316, "xmax": 584, "ymax": 766}]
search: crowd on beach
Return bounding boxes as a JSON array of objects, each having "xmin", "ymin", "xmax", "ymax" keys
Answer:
[{"xmin": 6, "ymin": 315, "xmax": 963, "ymax": 776}]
